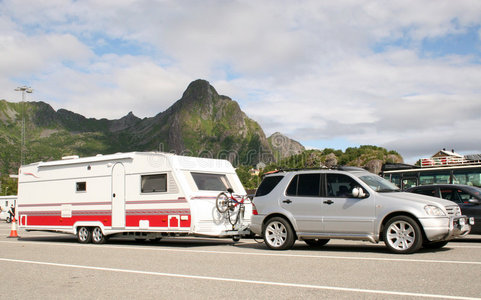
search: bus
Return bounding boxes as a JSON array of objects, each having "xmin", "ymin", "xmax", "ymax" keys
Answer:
[{"xmin": 381, "ymin": 159, "xmax": 481, "ymax": 190}]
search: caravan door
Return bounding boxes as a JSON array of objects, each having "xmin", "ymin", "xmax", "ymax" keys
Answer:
[{"xmin": 111, "ymin": 163, "xmax": 126, "ymax": 228}]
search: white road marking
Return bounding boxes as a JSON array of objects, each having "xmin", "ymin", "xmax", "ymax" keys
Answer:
[
  {"xmin": 0, "ymin": 257, "xmax": 478, "ymax": 300},
  {"xmin": 1, "ymin": 239, "xmax": 481, "ymax": 266}
]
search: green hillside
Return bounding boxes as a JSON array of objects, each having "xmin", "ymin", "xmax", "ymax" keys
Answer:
[{"xmin": 237, "ymin": 146, "xmax": 403, "ymax": 190}]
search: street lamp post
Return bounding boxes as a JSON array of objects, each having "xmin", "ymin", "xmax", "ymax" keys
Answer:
[{"xmin": 14, "ymin": 86, "xmax": 33, "ymax": 166}]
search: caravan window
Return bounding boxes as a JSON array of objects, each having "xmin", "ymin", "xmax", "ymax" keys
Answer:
[
  {"xmin": 76, "ymin": 182, "xmax": 86, "ymax": 192},
  {"xmin": 141, "ymin": 174, "xmax": 167, "ymax": 193},
  {"xmin": 191, "ymin": 173, "xmax": 231, "ymax": 191}
]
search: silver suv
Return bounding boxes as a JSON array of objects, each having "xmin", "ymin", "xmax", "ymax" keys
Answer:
[{"xmin": 250, "ymin": 167, "xmax": 473, "ymax": 254}]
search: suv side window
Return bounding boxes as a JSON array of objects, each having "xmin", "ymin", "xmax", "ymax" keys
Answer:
[
  {"xmin": 255, "ymin": 176, "xmax": 284, "ymax": 197},
  {"xmin": 326, "ymin": 174, "xmax": 358, "ymax": 197},
  {"xmin": 442, "ymin": 188, "xmax": 474, "ymax": 204},
  {"xmin": 456, "ymin": 189, "xmax": 476, "ymax": 202},
  {"xmin": 286, "ymin": 174, "xmax": 321, "ymax": 197},
  {"xmin": 413, "ymin": 188, "xmax": 436, "ymax": 197},
  {"xmin": 440, "ymin": 188, "xmax": 458, "ymax": 202}
]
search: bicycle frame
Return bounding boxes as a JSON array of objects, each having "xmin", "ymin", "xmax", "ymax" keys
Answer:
[{"xmin": 215, "ymin": 190, "xmax": 248, "ymax": 227}]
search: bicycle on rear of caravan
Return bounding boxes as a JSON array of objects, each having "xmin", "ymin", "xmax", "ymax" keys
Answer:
[{"xmin": 215, "ymin": 188, "xmax": 248, "ymax": 227}]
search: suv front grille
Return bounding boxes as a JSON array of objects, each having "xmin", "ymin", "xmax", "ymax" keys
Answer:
[{"xmin": 445, "ymin": 205, "xmax": 461, "ymax": 216}]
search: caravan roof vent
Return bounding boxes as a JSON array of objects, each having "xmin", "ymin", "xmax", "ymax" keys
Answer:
[{"xmin": 62, "ymin": 155, "xmax": 79, "ymax": 160}]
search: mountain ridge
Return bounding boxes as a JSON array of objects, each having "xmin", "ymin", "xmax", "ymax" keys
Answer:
[
  {"xmin": 0, "ymin": 79, "xmax": 404, "ymax": 193},
  {"xmin": 0, "ymin": 80, "xmax": 304, "ymax": 176}
]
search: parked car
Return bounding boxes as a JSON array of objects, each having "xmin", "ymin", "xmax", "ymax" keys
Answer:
[
  {"xmin": 250, "ymin": 167, "xmax": 473, "ymax": 254},
  {"xmin": 406, "ymin": 184, "xmax": 481, "ymax": 234},
  {"xmin": 0, "ymin": 210, "xmax": 10, "ymax": 222}
]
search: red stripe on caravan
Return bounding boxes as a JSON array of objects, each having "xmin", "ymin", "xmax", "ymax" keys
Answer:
[
  {"xmin": 18, "ymin": 202, "xmax": 111, "ymax": 208},
  {"xmin": 20, "ymin": 211, "xmax": 191, "ymax": 228},
  {"xmin": 21, "ymin": 215, "xmax": 112, "ymax": 227},
  {"xmin": 125, "ymin": 198, "xmax": 188, "ymax": 205},
  {"xmin": 125, "ymin": 214, "xmax": 191, "ymax": 227},
  {"xmin": 19, "ymin": 210, "xmax": 112, "ymax": 216},
  {"xmin": 126, "ymin": 209, "xmax": 190, "ymax": 215},
  {"xmin": 23, "ymin": 172, "xmax": 39, "ymax": 178}
]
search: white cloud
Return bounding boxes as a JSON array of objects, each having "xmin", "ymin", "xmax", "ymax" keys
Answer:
[
  {"xmin": 0, "ymin": 33, "xmax": 92, "ymax": 76},
  {"xmin": 34, "ymin": 55, "xmax": 192, "ymax": 119},
  {"xmin": 1, "ymin": 0, "xmax": 481, "ymax": 161}
]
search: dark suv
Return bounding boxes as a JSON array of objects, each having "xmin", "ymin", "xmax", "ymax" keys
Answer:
[{"xmin": 406, "ymin": 184, "xmax": 481, "ymax": 234}]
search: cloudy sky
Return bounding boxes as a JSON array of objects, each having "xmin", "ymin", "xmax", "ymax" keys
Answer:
[{"xmin": 1, "ymin": 0, "xmax": 481, "ymax": 163}]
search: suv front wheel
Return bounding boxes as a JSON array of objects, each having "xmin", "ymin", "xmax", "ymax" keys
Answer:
[
  {"xmin": 263, "ymin": 217, "xmax": 295, "ymax": 250},
  {"xmin": 383, "ymin": 216, "xmax": 423, "ymax": 254}
]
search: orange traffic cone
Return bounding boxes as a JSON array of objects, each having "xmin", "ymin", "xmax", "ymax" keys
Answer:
[{"xmin": 8, "ymin": 217, "xmax": 19, "ymax": 238}]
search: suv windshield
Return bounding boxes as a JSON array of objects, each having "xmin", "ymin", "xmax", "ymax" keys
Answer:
[{"xmin": 359, "ymin": 174, "xmax": 400, "ymax": 192}]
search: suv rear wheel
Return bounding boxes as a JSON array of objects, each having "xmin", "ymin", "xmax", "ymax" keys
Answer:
[
  {"xmin": 263, "ymin": 217, "xmax": 295, "ymax": 250},
  {"xmin": 383, "ymin": 216, "xmax": 422, "ymax": 254}
]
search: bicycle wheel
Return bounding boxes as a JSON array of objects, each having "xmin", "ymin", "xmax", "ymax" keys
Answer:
[
  {"xmin": 227, "ymin": 206, "xmax": 240, "ymax": 226},
  {"xmin": 216, "ymin": 192, "xmax": 229, "ymax": 213}
]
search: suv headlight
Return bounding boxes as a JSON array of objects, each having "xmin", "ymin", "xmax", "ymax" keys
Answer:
[{"xmin": 424, "ymin": 205, "xmax": 446, "ymax": 216}]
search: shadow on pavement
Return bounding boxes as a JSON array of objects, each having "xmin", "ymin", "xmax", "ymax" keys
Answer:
[
  {"xmin": 233, "ymin": 239, "xmax": 454, "ymax": 255},
  {"xmin": 13, "ymin": 231, "xmax": 477, "ymax": 252},
  {"xmin": 453, "ymin": 236, "xmax": 481, "ymax": 243},
  {"xmin": 15, "ymin": 234, "xmax": 240, "ymax": 248}
]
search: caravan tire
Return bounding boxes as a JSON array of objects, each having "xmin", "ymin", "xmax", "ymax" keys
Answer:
[
  {"xmin": 77, "ymin": 226, "xmax": 92, "ymax": 243},
  {"xmin": 92, "ymin": 227, "xmax": 106, "ymax": 244}
]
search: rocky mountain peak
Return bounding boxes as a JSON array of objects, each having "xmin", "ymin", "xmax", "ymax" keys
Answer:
[
  {"xmin": 268, "ymin": 132, "xmax": 305, "ymax": 160},
  {"xmin": 110, "ymin": 111, "xmax": 140, "ymax": 132},
  {"xmin": 180, "ymin": 79, "xmax": 218, "ymax": 105},
  {"xmin": 153, "ymin": 80, "xmax": 274, "ymax": 164}
]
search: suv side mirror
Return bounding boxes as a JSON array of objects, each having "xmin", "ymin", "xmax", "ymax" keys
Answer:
[{"xmin": 352, "ymin": 187, "xmax": 366, "ymax": 198}]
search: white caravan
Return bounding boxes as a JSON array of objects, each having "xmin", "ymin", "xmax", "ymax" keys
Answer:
[{"xmin": 17, "ymin": 152, "xmax": 251, "ymax": 243}]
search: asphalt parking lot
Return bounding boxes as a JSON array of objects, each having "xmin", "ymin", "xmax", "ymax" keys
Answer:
[{"xmin": 1, "ymin": 222, "xmax": 481, "ymax": 299}]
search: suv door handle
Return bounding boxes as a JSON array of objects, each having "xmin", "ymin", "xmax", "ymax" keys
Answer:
[
  {"xmin": 283, "ymin": 199, "xmax": 292, "ymax": 204},
  {"xmin": 323, "ymin": 200, "xmax": 334, "ymax": 205}
]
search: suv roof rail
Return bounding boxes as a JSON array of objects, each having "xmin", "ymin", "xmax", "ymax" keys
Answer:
[
  {"xmin": 336, "ymin": 166, "xmax": 367, "ymax": 172},
  {"xmin": 262, "ymin": 165, "xmax": 366, "ymax": 175}
]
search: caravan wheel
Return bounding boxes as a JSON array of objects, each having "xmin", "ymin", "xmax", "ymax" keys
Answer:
[
  {"xmin": 92, "ymin": 227, "xmax": 107, "ymax": 244},
  {"xmin": 77, "ymin": 227, "xmax": 92, "ymax": 243}
]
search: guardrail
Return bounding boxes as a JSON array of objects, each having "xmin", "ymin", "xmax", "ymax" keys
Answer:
[{"xmin": 420, "ymin": 157, "xmax": 481, "ymax": 167}]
